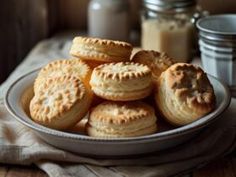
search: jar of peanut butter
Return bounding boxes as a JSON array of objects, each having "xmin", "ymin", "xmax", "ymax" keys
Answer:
[{"xmin": 141, "ymin": 0, "xmax": 206, "ymax": 62}]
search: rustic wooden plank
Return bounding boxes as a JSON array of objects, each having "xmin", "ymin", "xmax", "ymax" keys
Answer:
[
  {"xmin": 199, "ymin": 0, "xmax": 236, "ymax": 14},
  {"xmin": 57, "ymin": 0, "xmax": 142, "ymax": 30},
  {"xmin": 193, "ymin": 158, "xmax": 236, "ymax": 177},
  {"xmin": 0, "ymin": 166, "xmax": 8, "ymax": 177},
  {"xmin": 5, "ymin": 165, "xmax": 48, "ymax": 177},
  {"xmin": 229, "ymin": 158, "xmax": 236, "ymax": 176},
  {"xmin": 58, "ymin": 0, "xmax": 88, "ymax": 29},
  {"xmin": 0, "ymin": 0, "xmax": 49, "ymax": 84}
]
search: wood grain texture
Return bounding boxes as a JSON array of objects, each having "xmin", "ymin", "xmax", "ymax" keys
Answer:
[
  {"xmin": 199, "ymin": 0, "xmax": 236, "ymax": 14},
  {"xmin": 193, "ymin": 158, "xmax": 236, "ymax": 177},
  {"xmin": 0, "ymin": 0, "xmax": 49, "ymax": 84},
  {"xmin": 0, "ymin": 165, "xmax": 48, "ymax": 177},
  {"xmin": 0, "ymin": 166, "xmax": 8, "ymax": 177},
  {"xmin": 58, "ymin": 0, "xmax": 89, "ymax": 30},
  {"xmin": 57, "ymin": 0, "xmax": 142, "ymax": 30}
]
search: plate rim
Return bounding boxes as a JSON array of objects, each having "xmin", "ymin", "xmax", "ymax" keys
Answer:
[{"xmin": 4, "ymin": 68, "xmax": 232, "ymax": 143}]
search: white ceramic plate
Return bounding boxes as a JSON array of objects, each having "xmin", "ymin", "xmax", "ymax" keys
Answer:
[{"xmin": 4, "ymin": 69, "xmax": 231, "ymax": 157}]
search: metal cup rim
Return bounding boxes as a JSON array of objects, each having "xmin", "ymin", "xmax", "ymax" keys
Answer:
[{"xmin": 197, "ymin": 14, "xmax": 236, "ymax": 35}]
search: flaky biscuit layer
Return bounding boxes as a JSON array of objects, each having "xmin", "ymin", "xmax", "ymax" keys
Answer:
[
  {"xmin": 34, "ymin": 58, "xmax": 92, "ymax": 93},
  {"xmin": 86, "ymin": 101, "xmax": 157, "ymax": 138},
  {"xmin": 132, "ymin": 50, "xmax": 175, "ymax": 80},
  {"xmin": 91, "ymin": 86, "xmax": 152, "ymax": 101},
  {"xmin": 70, "ymin": 36, "xmax": 133, "ymax": 62},
  {"xmin": 30, "ymin": 76, "xmax": 92, "ymax": 130},
  {"xmin": 86, "ymin": 124, "xmax": 157, "ymax": 138},
  {"xmin": 90, "ymin": 62, "xmax": 152, "ymax": 101},
  {"xmin": 155, "ymin": 63, "xmax": 215, "ymax": 126}
]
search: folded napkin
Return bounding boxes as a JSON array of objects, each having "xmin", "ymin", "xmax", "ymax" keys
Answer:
[{"xmin": 0, "ymin": 36, "xmax": 236, "ymax": 177}]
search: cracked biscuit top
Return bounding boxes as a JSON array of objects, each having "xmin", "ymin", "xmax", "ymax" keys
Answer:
[
  {"xmin": 166, "ymin": 63, "xmax": 215, "ymax": 109},
  {"xmin": 132, "ymin": 50, "xmax": 175, "ymax": 79},
  {"xmin": 155, "ymin": 63, "xmax": 216, "ymax": 126}
]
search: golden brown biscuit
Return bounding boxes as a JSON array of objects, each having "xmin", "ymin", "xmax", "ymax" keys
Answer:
[
  {"xmin": 155, "ymin": 63, "xmax": 215, "ymax": 126},
  {"xmin": 71, "ymin": 56, "xmax": 107, "ymax": 69},
  {"xmin": 34, "ymin": 58, "xmax": 92, "ymax": 93},
  {"xmin": 68, "ymin": 117, "xmax": 88, "ymax": 134},
  {"xmin": 30, "ymin": 76, "xmax": 92, "ymax": 130},
  {"xmin": 90, "ymin": 62, "xmax": 153, "ymax": 101},
  {"xmin": 132, "ymin": 50, "xmax": 175, "ymax": 80},
  {"xmin": 83, "ymin": 60, "xmax": 107, "ymax": 70},
  {"xmin": 70, "ymin": 36, "xmax": 133, "ymax": 63},
  {"xmin": 86, "ymin": 101, "xmax": 157, "ymax": 138}
]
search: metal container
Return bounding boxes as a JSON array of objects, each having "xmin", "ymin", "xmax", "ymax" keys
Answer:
[
  {"xmin": 143, "ymin": 0, "xmax": 197, "ymax": 13},
  {"xmin": 197, "ymin": 15, "xmax": 236, "ymax": 95}
]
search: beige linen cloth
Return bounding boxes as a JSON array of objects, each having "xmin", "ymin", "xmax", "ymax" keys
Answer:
[{"xmin": 0, "ymin": 35, "xmax": 236, "ymax": 177}]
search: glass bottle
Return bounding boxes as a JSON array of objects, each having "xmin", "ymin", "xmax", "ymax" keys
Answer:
[
  {"xmin": 141, "ymin": 0, "xmax": 206, "ymax": 62},
  {"xmin": 88, "ymin": 0, "xmax": 130, "ymax": 41}
]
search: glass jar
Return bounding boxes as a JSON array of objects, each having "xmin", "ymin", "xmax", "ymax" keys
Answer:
[
  {"xmin": 141, "ymin": 0, "xmax": 206, "ymax": 62},
  {"xmin": 88, "ymin": 0, "xmax": 130, "ymax": 41}
]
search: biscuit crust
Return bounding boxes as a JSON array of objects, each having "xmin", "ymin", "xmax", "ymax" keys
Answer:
[
  {"xmin": 90, "ymin": 62, "xmax": 153, "ymax": 101},
  {"xmin": 34, "ymin": 58, "xmax": 92, "ymax": 93},
  {"xmin": 70, "ymin": 36, "xmax": 133, "ymax": 62},
  {"xmin": 155, "ymin": 63, "xmax": 216, "ymax": 126},
  {"xmin": 30, "ymin": 76, "xmax": 92, "ymax": 130},
  {"xmin": 86, "ymin": 101, "xmax": 157, "ymax": 138},
  {"xmin": 132, "ymin": 50, "xmax": 175, "ymax": 80}
]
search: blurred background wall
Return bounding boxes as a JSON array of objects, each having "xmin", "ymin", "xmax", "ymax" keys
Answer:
[{"xmin": 0, "ymin": 0, "xmax": 236, "ymax": 84}]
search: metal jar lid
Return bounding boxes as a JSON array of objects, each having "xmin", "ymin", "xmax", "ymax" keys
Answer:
[{"xmin": 143, "ymin": 0, "xmax": 196, "ymax": 13}]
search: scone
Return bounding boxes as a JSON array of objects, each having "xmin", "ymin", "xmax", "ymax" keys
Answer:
[
  {"xmin": 70, "ymin": 36, "xmax": 133, "ymax": 63},
  {"xmin": 30, "ymin": 76, "xmax": 92, "ymax": 130},
  {"xmin": 132, "ymin": 50, "xmax": 175, "ymax": 80},
  {"xmin": 155, "ymin": 63, "xmax": 215, "ymax": 126},
  {"xmin": 34, "ymin": 58, "xmax": 92, "ymax": 93},
  {"xmin": 90, "ymin": 62, "xmax": 153, "ymax": 101},
  {"xmin": 86, "ymin": 101, "xmax": 157, "ymax": 138},
  {"xmin": 81, "ymin": 60, "xmax": 106, "ymax": 70},
  {"xmin": 69, "ymin": 117, "xmax": 88, "ymax": 134}
]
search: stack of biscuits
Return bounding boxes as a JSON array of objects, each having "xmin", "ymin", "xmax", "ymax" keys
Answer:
[{"xmin": 29, "ymin": 36, "xmax": 216, "ymax": 138}]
